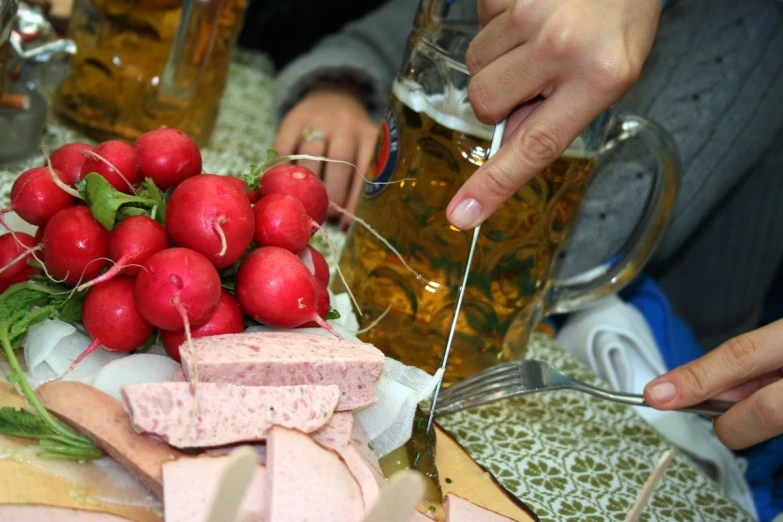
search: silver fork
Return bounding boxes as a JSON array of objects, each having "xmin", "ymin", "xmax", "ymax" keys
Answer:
[{"xmin": 433, "ymin": 360, "xmax": 734, "ymax": 417}]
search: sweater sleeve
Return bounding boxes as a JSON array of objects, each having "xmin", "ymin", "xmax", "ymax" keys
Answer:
[{"xmin": 274, "ymin": 0, "xmax": 420, "ymax": 123}]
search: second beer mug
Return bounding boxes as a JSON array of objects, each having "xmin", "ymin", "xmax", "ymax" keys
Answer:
[{"xmin": 335, "ymin": 0, "xmax": 680, "ymax": 384}]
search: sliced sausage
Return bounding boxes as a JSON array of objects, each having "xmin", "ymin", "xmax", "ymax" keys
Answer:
[
  {"xmin": 162, "ymin": 456, "xmax": 266, "ymax": 522},
  {"xmin": 121, "ymin": 382, "xmax": 339, "ymax": 448},
  {"xmin": 178, "ymin": 332, "xmax": 385, "ymax": 410},
  {"xmin": 265, "ymin": 427, "xmax": 364, "ymax": 522},
  {"xmin": 0, "ymin": 505, "xmax": 132, "ymax": 521},
  {"xmin": 36, "ymin": 381, "xmax": 185, "ymax": 499}
]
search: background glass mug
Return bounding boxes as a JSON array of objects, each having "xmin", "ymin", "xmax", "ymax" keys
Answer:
[
  {"xmin": 0, "ymin": 0, "xmax": 18, "ymax": 97},
  {"xmin": 53, "ymin": 0, "xmax": 248, "ymax": 147},
  {"xmin": 334, "ymin": 0, "xmax": 680, "ymax": 384}
]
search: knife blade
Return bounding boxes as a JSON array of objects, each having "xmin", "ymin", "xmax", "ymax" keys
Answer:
[{"xmin": 425, "ymin": 119, "xmax": 508, "ymax": 434}]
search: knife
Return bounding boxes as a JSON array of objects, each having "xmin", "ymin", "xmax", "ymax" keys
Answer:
[{"xmin": 425, "ymin": 119, "xmax": 508, "ymax": 434}]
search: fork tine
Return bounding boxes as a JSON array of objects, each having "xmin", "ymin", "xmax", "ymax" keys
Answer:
[
  {"xmin": 437, "ymin": 379, "xmax": 522, "ymax": 408},
  {"xmin": 439, "ymin": 370, "xmax": 519, "ymax": 404},
  {"xmin": 441, "ymin": 361, "xmax": 520, "ymax": 394},
  {"xmin": 436, "ymin": 388, "xmax": 533, "ymax": 417}
]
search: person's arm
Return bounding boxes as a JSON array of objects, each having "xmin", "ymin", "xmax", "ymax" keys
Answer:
[
  {"xmin": 275, "ymin": 0, "xmax": 419, "ymax": 124},
  {"xmin": 273, "ymin": 0, "xmax": 418, "ymax": 222}
]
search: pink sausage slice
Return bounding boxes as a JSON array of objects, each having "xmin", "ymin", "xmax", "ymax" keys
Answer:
[
  {"xmin": 0, "ymin": 505, "xmax": 132, "ymax": 521},
  {"xmin": 37, "ymin": 381, "xmax": 185, "ymax": 499},
  {"xmin": 179, "ymin": 332, "xmax": 385, "ymax": 410},
  {"xmin": 312, "ymin": 411, "xmax": 354, "ymax": 450},
  {"xmin": 445, "ymin": 493, "xmax": 515, "ymax": 522},
  {"xmin": 266, "ymin": 427, "xmax": 364, "ymax": 522},
  {"xmin": 122, "ymin": 382, "xmax": 339, "ymax": 448},
  {"xmin": 163, "ymin": 456, "xmax": 266, "ymax": 522}
]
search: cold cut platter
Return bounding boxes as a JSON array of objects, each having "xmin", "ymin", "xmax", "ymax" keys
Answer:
[{"xmin": 0, "ymin": 129, "xmax": 539, "ymax": 521}]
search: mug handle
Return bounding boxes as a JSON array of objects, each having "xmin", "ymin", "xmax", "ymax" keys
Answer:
[
  {"xmin": 544, "ymin": 112, "xmax": 681, "ymax": 314},
  {"xmin": 158, "ymin": 0, "xmax": 227, "ymax": 103}
]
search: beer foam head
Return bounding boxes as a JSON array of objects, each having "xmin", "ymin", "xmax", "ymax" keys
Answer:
[{"xmin": 392, "ymin": 78, "xmax": 593, "ymax": 158}]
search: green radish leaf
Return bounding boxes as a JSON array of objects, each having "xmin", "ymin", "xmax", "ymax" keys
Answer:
[
  {"xmin": 327, "ymin": 308, "xmax": 341, "ymax": 320},
  {"xmin": 76, "ymin": 173, "xmax": 158, "ymax": 230},
  {"xmin": 0, "ymin": 281, "xmax": 85, "ymax": 349},
  {"xmin": 0, "ymin": 407, "xmax": 56, "ymax": 439},
  {"xmin": 57, "ymin": 291, "xmax": 85, "ymax": 325},
  {"xmin": 116, "ymin": 207, "xmax": 149, "ymax": 221},
  {"xmin": 8, "ymin": 305, "xmax": 55, "ymax": 348},
  {"xmin": 0, "ymin": 311, "xmax": 102, "ymax": 460},
  {"xmin": 131, "ymin": 333, "xmax": 157, "ymax": 354},
  {"xmin": 140, "ymin": 178, "xmax": 167, "ymax": 225}
]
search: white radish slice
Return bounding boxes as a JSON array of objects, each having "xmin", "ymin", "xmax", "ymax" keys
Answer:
[
  {"xmin": 45, "ymin": 332, "xmax": 126, "ymax": 386},
  {"xmin": 22, "ymin": 320, "xmax": 126, "ymax": 389},
  {"xmin": 92, "ymin": 354, "xmax": 181, "ymax": 402},
  {"xmin": 24, "ymin": 319, "xmax": 76, "ymax": 373}
]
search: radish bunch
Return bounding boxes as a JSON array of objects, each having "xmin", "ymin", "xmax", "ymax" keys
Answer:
[{"xmin": 0, "ymin": 126, "xmax": 347, "ymax": 371}]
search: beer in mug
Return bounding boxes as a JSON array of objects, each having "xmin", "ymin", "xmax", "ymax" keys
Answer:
[{"xmin": 335, "ymin": 0, "xmax": 680, "ymax": 384}]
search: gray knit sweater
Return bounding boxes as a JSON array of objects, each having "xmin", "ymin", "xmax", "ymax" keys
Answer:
[{"xmin": 275, "ymin": 0, "xmax": 783, "ymax": 348}]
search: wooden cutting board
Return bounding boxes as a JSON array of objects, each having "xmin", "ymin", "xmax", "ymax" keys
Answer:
[{"xmin": 0, "ymin": 381, "xmax": 537, "ymax": 521}]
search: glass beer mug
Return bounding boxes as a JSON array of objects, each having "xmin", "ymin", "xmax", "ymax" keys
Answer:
[
  {"xmin": 336, "ymin": 0, "xmax": 680, "ymax": 384},
  {"xmin": 52, "ymin": 0, "xmax": 248, "ymax": 146},
  {"xmin": 0, "ymin": 0, "xmax": 18, "ymax": 97}
]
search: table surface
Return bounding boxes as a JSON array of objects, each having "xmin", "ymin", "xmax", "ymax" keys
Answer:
[{"xmin": 0, "ymin": 49, "xmax": 752, "ymax": 522}]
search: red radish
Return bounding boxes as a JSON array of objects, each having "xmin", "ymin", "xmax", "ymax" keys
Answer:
[
  {"xmin": 298, "ymin": 245, "xmax": 330, "ymax": 286},
  {"xmin": 160, "ymin": 290, "xmax": 244, "ymax": 362},
  {"xmin": 253, "ymin": 194, "xmax": 312, "ymax": 253},
  {"xmin": 236, "ymin": 246, "xmax": 341, "ymax": 337},
  {"xmin": 80, "ymin": 140, "xmax": 140, "ymax": 193},
  {"xmin": 65, "ymin": 276, "xmax": 154, "ymax": 374},
  {"xmin": 2, "ymin": 167, "xmax": 76, "ymax": 227},
  {"xmin": 0, "ymin": 232, "xmax": 43, "ymax": 292},
  {"xmin": 133, "ymin": 126, "xmax": 202, "ymax": 190},
  {"xmin": 48, "ymin": 142, "xmax": 94, "ymax": 185},
  {"xmin": 165, "ymin": 174, "xmax": 255, "ymax": 269},
  {"xmin": 221, "ymin": 175, "xmax": 258, "ymax": 202},
  {"xmin": 134, "ymin": 247, "xmax": 221, "ymax": 331},
  {"xmin": 256, "ymin": 164, "xmax": 328, "ymax": 225},
  {"xmin": 34, "ymin": 224, "xmax": 45, "ymax": 246},
  {"xmin": 75, "ymin": 216, "xmax": 169, "ymax": 291},
  {"xmin": 42, "ymin": 206, "xmax": 110, "ymax": 286},
  {"xmin": 300, "ymin": 279, "xmax": 330, "ymax": 328}
]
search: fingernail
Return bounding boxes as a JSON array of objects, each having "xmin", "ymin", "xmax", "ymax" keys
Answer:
[
  {"xmin": 647, "ymin": 380, "xmax": 676, "ymax": 403},
  {"xmin": 448, "ymin": 198, "xmax": 481, "ymax": 230}
]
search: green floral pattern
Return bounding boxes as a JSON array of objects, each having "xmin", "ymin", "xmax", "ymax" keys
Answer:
[
  {"xmin": 438, "ymin": 334, "xmax": 752, "ymax": 522},
  {"xmin": 0, "ymin": 49, "xmax": 752, "ymax": 522}
]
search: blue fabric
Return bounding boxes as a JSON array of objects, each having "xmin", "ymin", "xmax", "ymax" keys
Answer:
[{"xmin": 619, "ymin": 275, "xmax": 783, "ymax": 522}]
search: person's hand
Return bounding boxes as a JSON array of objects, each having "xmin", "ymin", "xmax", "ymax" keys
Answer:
[
  {"xmin": 275, "ymin": 83, "xmax": 378, "ymax": 226},
  {"xmin": 644, "ymin": 319, "xmax": 783, "ymax": 449},
  {"xmin": 446, "ymin": 0, "xmax": 662, "ymax": 230}
]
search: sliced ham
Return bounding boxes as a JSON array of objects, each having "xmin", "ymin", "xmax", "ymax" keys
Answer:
[
  {"xmin": 121, "ymin": 382, "xmax": 339, "ymax": 448},
  {"xmin": 162, "ymin": 456, "xmax": 265, "ymax": 522},
  {"xmin": 36, "ymin": 381, "xmax": 185, "ymax": 499},
  {"xmin": 179, "ymin": 332, "xmax": 385, "ymax": 410},
  {"xmin": 266, "ymin": 427, "xmax": 364, "ymax": 522},
  {"xmin": 445, "ymin": 493, "xmax": 515, "ymax": 522},
  {"xmin": 312, "ymin": 411, "xmax": 354, "ymax": 450}
]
